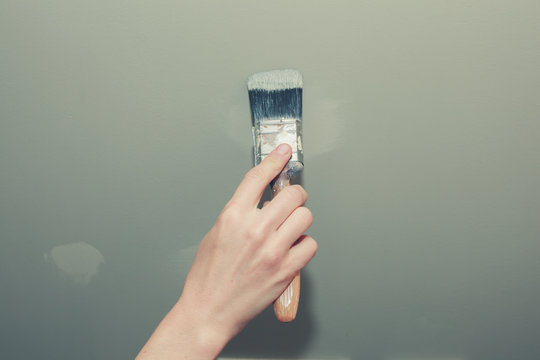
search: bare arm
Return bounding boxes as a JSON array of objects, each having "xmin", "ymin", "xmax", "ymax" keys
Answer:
[{"xmin": 136, "ymin": 144, "xmax": 317, "ymax": 359}]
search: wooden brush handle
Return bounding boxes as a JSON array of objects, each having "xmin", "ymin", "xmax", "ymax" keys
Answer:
[{"xmin": 271, "ymin": 172, "xmax": 300, "ymax": 322}]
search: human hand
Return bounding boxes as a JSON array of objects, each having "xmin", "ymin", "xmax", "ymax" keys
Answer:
[
  {"xmin": 137, "ymin": 143, "xmax": 317, "ymax": 359},
  {"xmin": 180, "ymin": 142, "xmax": 317, "ymax": 334}
]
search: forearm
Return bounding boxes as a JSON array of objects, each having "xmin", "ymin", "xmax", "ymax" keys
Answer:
[{"xmin": 136, "ymin": 300, "xmax": 231, "ymax": 360}]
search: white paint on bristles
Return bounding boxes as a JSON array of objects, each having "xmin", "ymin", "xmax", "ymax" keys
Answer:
[{"xmin": 247, "ymin": 69, "xmax": 303, "ymax": 90}]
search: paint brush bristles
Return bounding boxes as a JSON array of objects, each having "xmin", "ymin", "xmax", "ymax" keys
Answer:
[
  {"xmin": 247, "ymin": 69, "xmax": 303, "ymax": 91},
  {"xmin": 247, "ymin": 69, "xmax": 303, "ymax": 168}
]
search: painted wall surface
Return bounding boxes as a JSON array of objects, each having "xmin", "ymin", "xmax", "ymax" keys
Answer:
[{"xmin": 1, "ymin": 1, "xmax": 539, "ymax": 359}]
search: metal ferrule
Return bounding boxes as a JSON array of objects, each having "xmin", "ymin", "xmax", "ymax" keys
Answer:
[{"xmin": 252, "ymin": 118, "xmax": 303, "ymax": 166}]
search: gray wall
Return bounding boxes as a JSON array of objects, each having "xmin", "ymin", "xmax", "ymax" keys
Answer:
[{"xmin": 2, "ymin": 1, "xmax": 539, "ymax": 359}]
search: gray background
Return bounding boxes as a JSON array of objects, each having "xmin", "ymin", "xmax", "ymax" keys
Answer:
[{"xmin": 1, "ymin": 1, "xmax": 539, "ymax": 359}]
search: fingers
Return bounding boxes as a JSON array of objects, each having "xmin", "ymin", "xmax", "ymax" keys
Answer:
[
  {"xmin": 275, "ymin": 206, "xmax": 313, "ymax": 247},
  {"xmin": 261, "ymin": 185, "xmax": 307, "ymax": 229},
  {"xmin": 230, "ymin": 144, "xmax": 292, "ymax": 208},
  {"xmin": 283, "ymin": 235, "xmax": 318, "ymax": 273},
  {"xmin": 268, "ymin": 207, "xmax": 313, "ymax": 282}
]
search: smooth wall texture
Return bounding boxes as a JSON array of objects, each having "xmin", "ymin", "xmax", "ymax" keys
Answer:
[{"xmin": 1, "ymin": 1, "xmax": 539, "ymax": 359}]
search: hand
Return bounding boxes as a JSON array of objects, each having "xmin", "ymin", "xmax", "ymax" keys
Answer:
[{"xmin": 137, "ymin": 144, "xmax": 317, "ymax": 359}]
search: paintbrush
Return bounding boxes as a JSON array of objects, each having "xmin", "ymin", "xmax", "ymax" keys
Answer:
[{"xmin": 247, "ymin": 69, "xmax": 304, "ymax": 322}]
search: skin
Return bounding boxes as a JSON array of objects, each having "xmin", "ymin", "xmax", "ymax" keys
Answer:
[{"xmin": 136, "ymin": 143, "xmax": 318, "ymax": 359}]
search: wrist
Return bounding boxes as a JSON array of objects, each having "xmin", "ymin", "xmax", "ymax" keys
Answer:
[
  {"xmin": 168, "ymin": 298, "xmax": 233, "ymax": 358},
  {"xmin": 137, "ymin": 298, "xmax": 233, "ymax": 360}
]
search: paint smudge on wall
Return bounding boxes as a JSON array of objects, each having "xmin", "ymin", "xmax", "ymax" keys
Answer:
[
  {"xmin": 303, "ymin": 97, "xmax": 347, "ymax": 157},
  {"xmin": 44, "ymin": 242, "xmax": 105, "ymax": 284}
]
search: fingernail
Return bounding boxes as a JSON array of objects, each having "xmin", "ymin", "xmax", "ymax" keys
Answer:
[{"xmin": 276, "ymin": 144, "xmax": 290, "ymax": 155}]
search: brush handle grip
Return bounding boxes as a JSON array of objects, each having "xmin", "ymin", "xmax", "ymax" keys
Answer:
[{"xmin": 271, "ymin": 172, "xmax": 301, "ymax": 322}]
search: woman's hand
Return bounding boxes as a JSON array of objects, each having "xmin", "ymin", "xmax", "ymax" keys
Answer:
[{"xmin": 137, "ymin": 144, "xmax": 317, "ymax": 359}]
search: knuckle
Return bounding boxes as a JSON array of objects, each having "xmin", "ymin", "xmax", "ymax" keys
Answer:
[
  {"xmin": 244, "ymin": 226, "xmax": 266, "ymax": 244},
  {"xmin": 263, "ymin": 154, "xmax": 283, "ymax": 170},
  {"xmin": 216, "ymin": 205, "xmax": 241, "ymax": 227},
  {"xmin": 283, "ymin": 185, "xmax": 307, "ymax": 204},
  {"xmin": 309, "ymin": 237, "xmax": 318, "ymax": 253},
  {"xmin": 290, "ymin": 237, "xmax": 318, "ymax": 272},
  {"xmin": 297, "ymin": 207, "xmax": 313, "ymax": 226},
  {"xmin": 276, "ymin": 269, "xmax": 295, "ymax": 285},
  {"xmin": 262, "ymin": 248, "xmax": 282, "ymax": 268},
  {"xmin": 260, "ymin": 155, "xmax": 287, "ymax": 177},
  {"xmin": 244, "ymin": 166, "xmax": 267, "ymax": 183},
  {"xmin": 305, "ymin": 236, "xmax": 318, "ymax": 258}
]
